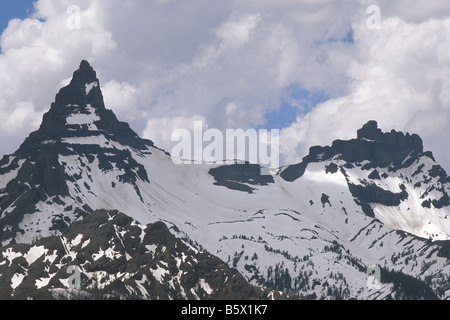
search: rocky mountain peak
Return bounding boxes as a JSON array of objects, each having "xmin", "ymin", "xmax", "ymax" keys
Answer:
[
  {"xmin": 17, "ymin": 61, "xmax": 151, "ymax": 152},
  {"xmin": 53, "ymin": 60, "xmax": 103, "ymax": 109},
  {"xmin": 0, "ymin": 61, "xmax": 154, "ymax": 245},
  {"xmin": 74, "ymin": 60, "xmax": 97, "ymax": 83},
  {"xmin": 329, "ymin": 120, "xmax": 425, "ymax": 169},
  {"xmin": 313, "ymin": 121, "xmax": 424, "ymax": 165},
  {"xmin": 69, "ymin": 60, "xmax": 98, "ymax": 87},
  {"xmin": 280, "ymin": 121, "xmax": 429, "ymax": 182},
  {"xmin": 356, "ymin": 120, "xmax": 383, "ymax": 140}
]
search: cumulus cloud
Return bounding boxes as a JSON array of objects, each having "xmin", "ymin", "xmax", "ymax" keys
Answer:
[
  {"xmin": 0, "ymin": 0, "xmax": 449, "ymax": 172},
  {"xmin": 143, "ymin": 115, "xmax": 207, "ymax": 159},
  {"xmin": 281, "ymin": 14, "xmax": 450, "ymax": 170},
  {"xmin": 101, "ymin": 80, "xmax": 142, "ymax": 120}
]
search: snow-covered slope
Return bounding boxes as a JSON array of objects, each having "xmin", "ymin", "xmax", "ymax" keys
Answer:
[
  {"xmin": 0, "ymin": 209, "xmax": 280, "ymax": 300},
  {"xmin": 0, "ymin": 61, "xmax": 450, "ymax": 299}
]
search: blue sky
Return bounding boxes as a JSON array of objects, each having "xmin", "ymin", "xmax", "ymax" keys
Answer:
[
  {"xmin": 258, "ymin": 85, "xmax": 329, "ymax": 131},
  {"xmin": 0, "ymin": 1, "xmax": 35, "ymax": 33}
]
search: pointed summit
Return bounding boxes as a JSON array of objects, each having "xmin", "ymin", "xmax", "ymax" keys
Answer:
[
  {"xmin": 0, "ymin": 61, "xmax": 154, "ymax": 245},
  {"xmin": 14, "ymin": 60, "xmax": 152, "ymax": 160},
  {"xmin": 71, "ymin": 60, "xmax": 98, "ymax": 86},
  {"xmin": 53, "ymin": 60, "xmax": 103, "ymax": 109},
  {"xmin": 356, "ymin": 120, "xmax": 383, "ymax": 140}
]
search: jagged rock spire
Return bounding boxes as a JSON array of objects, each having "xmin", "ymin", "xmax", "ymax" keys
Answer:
[
  {"xmin": 18, "ymin": 60, "xmax": 151, "ymax": 151},
  {"xmin": 72, "ymin": 60, "xmax": 98, "ymax": 84},
  {"xmin": 356, "ymin": 120, "xmax": 383, "ymax": 140},
  {"xmin": 52, "ymin": 60, "xmax": 104, "ymax": 110},
  {"xmin": 281, "ymin": 120, "xmax": 428, "ymax": 182}
]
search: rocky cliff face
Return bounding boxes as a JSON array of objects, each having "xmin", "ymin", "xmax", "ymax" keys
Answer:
[{"xmin": 280, "ymin": 120, "xmax": 427, "ymax": 182}]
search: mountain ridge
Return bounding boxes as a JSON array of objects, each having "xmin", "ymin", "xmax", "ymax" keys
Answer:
[
  {"xmin": 21, "ymin": 60, "xmax": 153, "ymax": 152},
  {"xmin": 1, "ymin": 61, "xmax": 450, "ymax": 299},
  {"xmin": 0, "ymin": 209, "xmax": 283, "ymax": 300},
  {"xmin": 280, "ymin": 120, "xmax": 437, "ymax": 182}
]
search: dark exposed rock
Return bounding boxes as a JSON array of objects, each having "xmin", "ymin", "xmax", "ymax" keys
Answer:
[
  {"xmin": 331, "ymin": 122, "xmax": 423, "ymax": 170},
  {"xmin": 325, "ymin": 163, "xmax": 338, "ymax": 174},
  {"xmin": 209, "ymin": 163, "xmax": 274, "ymax": 193},
  {"xmin": 280, "ymin": 121, "xmax": 429, "ymax": 183},
  {"xmin": 422, "ymin": 199, "xmax": 432, "ymax": 209},
  {"xmin": 348, "ymin": 182, "xmax": 408, "ymax": 207},
  {"xmin": 368, "ymin": 169, "xmax": 381, "ymax": 180},
  {"xmin": 20, "ymin": 61, "xmax": 153, "ymax": 153},
  {"xmin": 429, "ymin": 165, "xmax": 450, "ymax": 184},
  {"xmin": 432, "ymin": 193, "xmax": 450, "ymax": 209},
  {"xmin": 356, "ymin": 120, "xmax": 383, "ymax": 140},
  {"xmin": 279, "ymin": 161, "xmax": 308, "ymax": 182},
  {"xmin": 321, "ymin": 194, "xmax": 331, "ymax": 208}
]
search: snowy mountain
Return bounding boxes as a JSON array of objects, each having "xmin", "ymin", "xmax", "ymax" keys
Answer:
[
  {"xmin": 0, "ymin": 60, "xmax": 157, "ymax": 245},
  {"xmin": 1, "ymin": 61, "xmax": 450, "ymax": 299},
  {"xmin": 280, "ymin": 119, "xmax": 450, "ymax": 241},
  {"xmin": 0, "ymin": 209, "xmax": 281, "ymax": 300}
]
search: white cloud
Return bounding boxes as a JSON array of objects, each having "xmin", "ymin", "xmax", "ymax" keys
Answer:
[
  {"xmin": 281, "ymin": 15, "xmax": 450, "ymax": 170},
  {"xmin": 215, "ymin": 14, "xmax": 262, "ymax": 51},
  {"xmin": 102, "ymin": 80, "xmax": 141, "ymax": 119},
  {"xmin": 143, "ymin": 115, "xmax": 206, "ymax": 155},
  {"xmin": 0, "ymin": 101, "xmax": 42, "ymax": 133},
  {"xmin": 380, "ymin": 0, "xmax": 450, "ymax": 23}
]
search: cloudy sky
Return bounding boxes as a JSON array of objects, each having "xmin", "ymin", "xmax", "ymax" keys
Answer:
[{"xmin": 0, "ymin": 0, "xmax": 450, "ymax": 172}]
